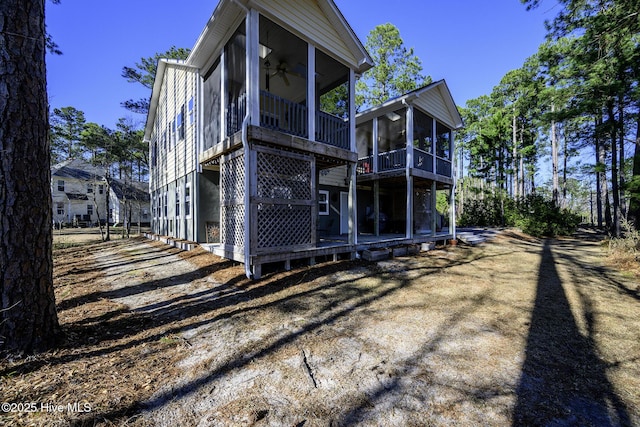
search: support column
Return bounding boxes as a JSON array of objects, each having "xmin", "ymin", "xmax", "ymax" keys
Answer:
[
  {"xmin": 307, "ymin": 44, "xmax": 316, "ymax": 141},
  {"xmin": 348, "ymin": 69, "xmax": 358, "ymax": 245},
  {"xmin": 374, "ymin": 180, "xmax": 380, "ymax": 236},
  {"xmin": 405, "ymin": 105, "xmax": 414, "ymax": 239},
  {"xmin": 348, "ymin": 163, "xmax": 357, "ymax": 245},
  {"xmin": 431, "ymin": 181, "xmax": 437, "ymax": 237},
  {"xmin": 247, "ymin": 9, "xmax": 260, "ymax": 126},
  {"xmin": 373, "ymin": 116, "xmax": 380, "ymax": 236}
]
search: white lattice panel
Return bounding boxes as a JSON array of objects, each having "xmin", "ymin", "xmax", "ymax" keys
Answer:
[
  {"xmin": 221, "ymin": 154, "xmax": 245, "ymax": 203},
  {"xmin": 221, "ymin": 153, "xmax": 245, "ymax": 248},
  {"xmin": 256, "ymin": 151, "xmax": 311, "ymax": 200},
  {"xmin": 257, "ymin": 204, "xmax": 312, "ymax": 249},
  {"xmin": 222, "ymin": 205, "xmax": 245, "ymax": 248}
]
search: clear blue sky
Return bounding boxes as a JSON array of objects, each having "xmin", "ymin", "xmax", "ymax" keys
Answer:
[{"xmin": 46, "ymin": 0, "xmax": 553, "ymax": 128}]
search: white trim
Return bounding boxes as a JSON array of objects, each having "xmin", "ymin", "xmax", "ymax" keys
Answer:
[{"xmin": 318, "ymin": 190, "xmax": 329, "ymax": 216}]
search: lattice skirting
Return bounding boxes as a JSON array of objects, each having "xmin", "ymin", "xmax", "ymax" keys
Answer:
[{"xmin": 256, "ymin": 204, "xmax": 312, "ymax": 251}]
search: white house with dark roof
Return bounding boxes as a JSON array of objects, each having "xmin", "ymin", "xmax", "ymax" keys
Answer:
[{"xmin": 51, "ymin": 159, "xmax": 151, "ymax": 227}]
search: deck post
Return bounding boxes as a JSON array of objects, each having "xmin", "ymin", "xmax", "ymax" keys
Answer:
[
  {"xmin": 307, "ymin": 44, "xmax": 316, "ymax": 142},
  {"xmin": 374, "ymin": 180, "xmax": 380, "ymax": 236},
  {"xmin": 431, "ymin": 180, "xmax": 437, "ymax": 237},
  {"xmin": 348, "ymin": 69, "xmax": 357, "ymax": 245},
  {"xmin": 405, "ymin": 104, "xmax": 414, "ymax": 239}
]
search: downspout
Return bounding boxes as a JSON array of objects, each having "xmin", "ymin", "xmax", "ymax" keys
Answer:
[
  {"xmin": 241, "ymin": 114, "xmax": 251, "ymax": 279},
  {"xmin": 233, "ymin": 0, "xmax": 252, "ymax": 278}
]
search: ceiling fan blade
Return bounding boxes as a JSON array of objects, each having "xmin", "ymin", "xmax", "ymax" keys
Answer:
[{"xmin": 282, "ymin": 72, "xmax": 290, "ymax": 86}]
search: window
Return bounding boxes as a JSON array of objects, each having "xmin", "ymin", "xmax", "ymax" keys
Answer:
[
  {"xmin": 188, "ymin": 97, "xmax": 194, "ymax": 126},
  {"xmin": 319, "ymin": 190, "xmax": 329, "ymax": 216},
  {"xmin": 87, "ymin": 183, "xmax": 93, "ymax": 193},
  {"xmin": 151, "ymin": 141, "xmax": 158, "ymax": 167},
  {"xmin": 57, "ymin": 180, "xmax": 65, "ymax": 192},
  {"xmin": 56, "ymin": 202, "xmax": 64, "ymax": 215},
  {"xmin": 175, "ymin": 188, "xmax": 180, "ymax": 217},
  {"xmin": 177, "ymin": 104, "xmax": 185, "ymax": 140},
  {"xmin": 169, "ymin": 122, "xmax": 174, "ymax": 151},
  {"xmin": 184, "ymin": 184, "xmax": 191, "ymax": 217},
  {"xmin": 98, "ymin": 184, "xmax": 104, "ymax": 194},
  {"xmin": 164, "ymin": 192, "xmax": 168, "ymax": 217},
  {"xmin": 87, "ymin": 204, "xmax": 93, "ymax": 216}
]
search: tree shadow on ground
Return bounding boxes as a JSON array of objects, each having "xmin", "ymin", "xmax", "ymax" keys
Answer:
[
  {"xmin": 59, "ymin": 245, "xmax": 503, "ymax": 425},
  {"xmin": 512, "ymin": 240, "xmax": 631, "ymax": 426}
]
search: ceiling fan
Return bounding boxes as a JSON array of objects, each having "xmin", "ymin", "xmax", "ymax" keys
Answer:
[{"xmin": 263, "ymin": 59, "xmax": 304, "ymax": 90}]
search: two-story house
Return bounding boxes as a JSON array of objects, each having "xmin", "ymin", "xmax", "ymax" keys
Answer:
[
  {"xmin": 144, "ymin": 0, "xmax": 461, "ymax": 278},
  {"xmin": 51, "ymin": 159, "xmax": 151, "ymax": 227}
]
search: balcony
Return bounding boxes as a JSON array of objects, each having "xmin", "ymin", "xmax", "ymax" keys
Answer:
[
  {"xmin": 357, "ymin": 146, "xmax": 452, "ymax": 179},
  {"xmin": 258, "ymin": 91, "xmax": 349, "ymax": 150}
]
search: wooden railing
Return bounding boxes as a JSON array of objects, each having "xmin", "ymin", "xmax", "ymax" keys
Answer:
[
  {"xmin": 356, "ymin": 147, "xmax": 453, "ymax": 178},
  {"xmin": 357, "ymin": 155, "xmax": 374, "ymax": 174},
  {"xmin": 378, "ymin": 148, "xmax": 407, "ymax": 171},
  {"xmin": 226, "ymin": 93, "xmax": 246, "ymax": 136},
  {"xmin": 436, "ymin": 157, "xmax": 452, "ymax": 177},
  {"xmin": 413, "ymin": 148, "xmax": 433, "ymax": 173},
  {"xmin": 260, "ymin": 90, "xmax": 308, "ymax": 138},
  {"xmin": 316, "ymin": 111, "xmax": 349, "ymax": 149}
]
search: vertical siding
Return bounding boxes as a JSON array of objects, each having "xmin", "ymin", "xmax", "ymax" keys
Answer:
[{"xmin": 255, "ymin": 0, "xmax": 357, "ymax": 67}]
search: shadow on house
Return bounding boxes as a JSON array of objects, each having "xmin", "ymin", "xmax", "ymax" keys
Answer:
[{"xmin": 513, "ymin": 240, "xmax": 631, "ymax": 426}]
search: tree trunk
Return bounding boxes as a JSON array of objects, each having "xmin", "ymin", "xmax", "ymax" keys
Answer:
[
  {"xmin": 618, "ymin": 94, "xmax": 626, "ymax": 221},
  {"xmin": 608, "ymin": 101, "xmax": 620, "ymax": 236},
  {"xmin": 512, "ymin": 114, "xmax": 519, "ymax": 198},
  {"xmin": 561, "ymin": 126, "xmax": 568, "ymax": 208},
  {"xmin": 628, "ymin": 105, "xmax": 640, "ymax": 226},
  {"xmin": 105, "ymin": 175, "xmax": 111, "ymax": 241},
  {"xmin": 551, "ymin": 104, "xmax": 560, "ymax": 206},
  {"xmin": 0, "ymin": 0, "xmax": 60, "ymax": 353},
  {"xmin": 596, "ymin": 116, "xmax": 604, "ymax": 228}
]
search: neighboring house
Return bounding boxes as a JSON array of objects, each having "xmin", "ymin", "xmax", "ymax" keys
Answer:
[
  {"xmin": 51, "ymin": 159, "xmax": 151, "ymax": 227},
  {"xmin": 144, "ymin": 0, "xmax": 462, "ymax": 278},
  {"xmin": 109, "ymin": 179, "xmax": 151, "ymax": 226},
  {"xmin": 51, "ymin": 159, "xmax": 108, "ymax": 227}
]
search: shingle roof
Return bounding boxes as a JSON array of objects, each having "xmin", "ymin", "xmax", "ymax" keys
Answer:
[
  {"xmin": 108, "ymin": 179, "xmax": 150, "ymax": 202},
  {"xmin": 51, "ymin": 159, "xmax": 106, "ymax": 181}
]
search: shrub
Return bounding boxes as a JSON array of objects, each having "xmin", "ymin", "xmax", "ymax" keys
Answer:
[{"xmin": 458, "ymin": 193, "xmax": 580, "ymax": 237}]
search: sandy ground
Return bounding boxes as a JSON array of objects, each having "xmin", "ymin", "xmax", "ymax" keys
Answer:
[{"xmin": 1, "ymin": 229, "xmax": 639, "ymax": 426}]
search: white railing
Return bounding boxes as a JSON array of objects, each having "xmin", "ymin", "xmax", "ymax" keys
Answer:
[
  {"xmin": 316, "ymin": 111, "xmax": 349, "ymax": 149},
  {"xmin": 260, "ymin": 91, "xmax": 308, "ymax": 138}
]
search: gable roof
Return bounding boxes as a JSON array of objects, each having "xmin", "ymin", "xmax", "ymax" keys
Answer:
[
  {"xmin": 187, "ymin": 0, "xmax": 373, "ymax": 73},
  {"xmin": 356, "ymin": 80, "xmax": 464, "ymax": 131},
  {"xmin": 144, "ymin": 0, "xmax": 373, "ymax": 142},
  {"xmin": 144, "ymin": 59, "xmax": 197, "ymax": 142},
  {"xmin": 51, "ymin": 159, "xmax": 106, "ymax": 181},
  {"xmin": 108, "ymin": 178, "xmax": 151, "ymax": 202}
]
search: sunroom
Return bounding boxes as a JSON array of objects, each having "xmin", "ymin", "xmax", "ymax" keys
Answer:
[
  {"xmin": 353, "ymin": 81, "xmax": 463, "ymax": 240},
  {"xmin": 195, "ymin": 6, "xmax": 372, "ymax": 162}
]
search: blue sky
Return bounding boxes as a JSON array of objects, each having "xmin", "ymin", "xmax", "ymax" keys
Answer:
[{"xmin": 46, "ymin": 0, "xmax": 552, "ymax": 128}]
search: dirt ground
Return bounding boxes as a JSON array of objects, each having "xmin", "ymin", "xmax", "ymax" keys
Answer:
[{"xmin": 1, "ymin": 228, "xmax": 639, "ymax": 426}]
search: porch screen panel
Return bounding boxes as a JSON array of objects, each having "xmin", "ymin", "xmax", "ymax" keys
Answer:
[
  {"xmin": 255, "ymin": 146, "xmax": 313, "ymax": 252},
  {"xmin": 202, "ymin": 59, "xmax": 221, "ymax": 150},
  {"xmin": 225, "ymin": 21, "xmax": 246, "ymax": 136}
]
